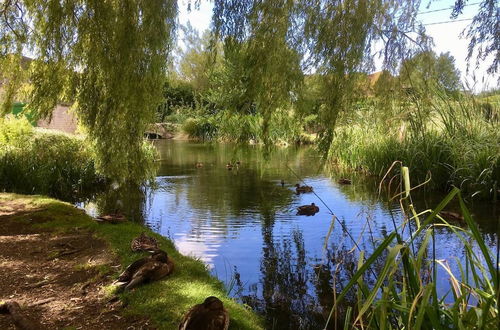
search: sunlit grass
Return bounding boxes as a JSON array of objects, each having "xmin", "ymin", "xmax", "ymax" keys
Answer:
[{"xmin": 0, "ymin": 193, "xmax": 263, "ymax": 329}]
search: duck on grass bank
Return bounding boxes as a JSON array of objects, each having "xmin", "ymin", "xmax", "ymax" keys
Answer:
[
  {"xmin": 295, "ymin": 183, "xmax": 313, "ymax": 194},
  {"xmin": 94, "ymin": 213, "xmax": 126, "ymax": 224},
  {"xmin": 338, "ymin": 178, "xmax": 352, "ymax": 185},
  {"xmin": 114, "ymin": 249, "xmax": 174, "ymax": 291},
  {"xmin": 179, "ymin": 296, "xmax": 229, "ymax": 330},
  {"xmin": 296, "ymin": 203, "xmax": 319, "ymax": 216},
  {"xmin": 131, "ymin": 232, "xmax": 158, "ymax": 252}
]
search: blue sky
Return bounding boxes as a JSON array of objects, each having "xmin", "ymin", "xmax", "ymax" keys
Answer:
[{"xmin": 177, "ymin": 0, "xmax": 497, "ymax": 92}]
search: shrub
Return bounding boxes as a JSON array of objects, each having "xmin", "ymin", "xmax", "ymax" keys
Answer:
[{"xmin": 0, "ymin": 116, "xmax": 105, "ymax": 201}]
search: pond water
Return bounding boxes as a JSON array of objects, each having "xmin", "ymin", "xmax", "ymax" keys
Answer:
[{"xmin": 85, "ymin": 140, "xmax": 499, "ymax": 329}]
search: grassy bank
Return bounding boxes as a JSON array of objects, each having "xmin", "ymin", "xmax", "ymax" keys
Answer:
[
  {"xmin": 0, "ymin": 116, "xmax": 104, "ymax": 201},
  {"xmin": 0, "ymin": 193, "xmax": 263, "ymax": 329},
  {"xmin": 181, "ymin": 110, "xmax": 314, "ymax": 145},
  {"xmin": 328, "ymin": 96, "xmax": 499, "ymax": 200}
]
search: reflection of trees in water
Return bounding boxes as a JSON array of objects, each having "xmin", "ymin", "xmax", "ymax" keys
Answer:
[{"xmin": 241, "ymin": 212, "xmax": 319, "ymax": 329}]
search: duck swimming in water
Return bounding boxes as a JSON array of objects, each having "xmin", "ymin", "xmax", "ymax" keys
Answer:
[
  {"xmin": 338, "ymin": 178, "xmax": 352, "ymax": 185},
  {"xmin": 295, "ymin": 183, "xmax": 313, "ymax": 194},
  {"xmin": 179, "ymin": 296, "xmax": 229, "ymax": 330},
  {"xmin": 115, "ymin": 249, "xmax": 174, "ymax": 291},
  {"xmin": 296, "ymin": 203, "xmax": 319, "ymax": 216}
]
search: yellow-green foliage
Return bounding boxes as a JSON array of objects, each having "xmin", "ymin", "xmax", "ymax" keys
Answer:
[
  {"xmin": 0, "ymin": 193, "xmax": 263, "ymax": 329},
  {"xmin": 0, "ymin": 116, "xmax": 104, "ymax": 201}
]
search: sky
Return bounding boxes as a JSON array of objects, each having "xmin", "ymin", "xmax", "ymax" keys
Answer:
[{"xmin": 177, "ymin": 0, "xmax": 498, "ymax": 92}]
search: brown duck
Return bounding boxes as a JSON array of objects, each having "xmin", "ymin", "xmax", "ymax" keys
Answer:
[
  {"xmin": 295, "ymin": 183, "xmax": 313, "ymax": 193},
  {"xmin": 226, "ymin": 163, "xmax": 233, "ymax": 170},
  {"xmin": 179, "ymin": 296, "xmax": 229, "ymax": 330},
  {"xmin": 95, "ymin": 213, "xmax": 126, "ymax": 224},
  {"xmin": 195, "ymin": 162, "xmax": 204, "ymax": 168},
  {"xmin": 115, "ymin": 249, "xmax": 174, "ymax": 291},
  {"xmin": 439, "ymin": 211, "xmax": 464, "ymax": 222},
  {"xmin": 338, "ymin": 178, "xmax": 352, "ymax": 185},
  {"xmin": 131, "ymin": 232, "xmax": 159, "ymax": 252},
  {"xmin": 297, "ymin": 203, "xmax": 319, "ymax": 216}
]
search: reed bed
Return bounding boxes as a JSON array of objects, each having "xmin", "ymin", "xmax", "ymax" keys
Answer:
[{"xmin": 323, "ymin": 164, "xmax": 498, "ymax": 329}]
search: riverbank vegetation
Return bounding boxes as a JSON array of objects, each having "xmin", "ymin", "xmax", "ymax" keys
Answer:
[
  {"xmin": 0, "ymin": 193, "xmax": 263, "ymax": 329},
  {"xmin": 323, "ymin": 166, "xmax": 498, "ymax": 329},
  {"xmin": 0, "ymin": 116, "xmax": 104, "ymax": 201},
  {"xmin": 161, "ymin": 28, "xmax": 499, "ymax": 199}
]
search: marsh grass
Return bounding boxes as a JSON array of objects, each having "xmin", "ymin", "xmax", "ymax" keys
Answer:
[
  {"xmin": 0, "ymin": 116, "xmax": 105, "ymax": 201},
  {"xmin": 329, "ymin": 96, "xmax": 499, "ymax": 199},
  {"xmin": 323, "ymin": 164, "xmax": 498, "ymax": 329},
  {"xmin": 181, "ymin": 109, "xmax": 306, "ymax": 145},
  {"xmin": 0, "ymin": 192, "xmax": 263, "ymax": 329}
]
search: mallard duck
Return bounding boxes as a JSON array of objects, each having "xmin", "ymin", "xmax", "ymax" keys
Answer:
[
  {"xmin": 115, "ymin": 249, "xmax": 174, "ymax": 291},
  {"xmin": 439, "ymin": 211, "xmax": 464, "ymax": 222},
  {"xmin": 131, "ymin": 232, "xmax": 159, "ymax": 252},
  {"xmin": 295, "ymin": 183, "xmax": 313, "ymax": 193},
  {"xmin": 226, "ymin": 163, "xmax": 233, "ymax": 170},
  {"xmin": 338, "ymin": 178, "xmax": 352, "ymax": 185},
  {"xmin": 95, "ymin": 213, "xmax": 126, "ymax": 224},
  {"xmin": 179, "ymin": 296, "xmax": 229, "ymax": 330},
  {"xmin": 195, "ymin": 162, "xmax": 204, "ymax": 168},
  {"xmin": 296, "ymin": 203, "xmax": 319, "ymax": 216}
]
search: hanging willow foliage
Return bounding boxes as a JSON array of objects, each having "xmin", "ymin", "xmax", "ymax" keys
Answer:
[
  {"xmin": 0, "ymin": 0, "xmax": 177, "ymax": 183},
  {"xmin": 0, "ymin": 0, "xmax": 496, "ymax": 182},
  {"xmin": 213, "ymin": 0, "xmax": 430, "ymax": 155}
]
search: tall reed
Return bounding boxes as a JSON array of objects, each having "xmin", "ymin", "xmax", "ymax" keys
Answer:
[{"xmin": 324, "ymin": 164, "xmax": 498, "ymax": 329}]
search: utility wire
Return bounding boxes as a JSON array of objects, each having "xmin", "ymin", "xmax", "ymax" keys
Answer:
[
  {"xmin": 417, "ymin": 1, "xmax": 480, "ymax": 15},
  {"xmin": 423, "ymin": 18, "xmax": 473, "ymax": 26}
]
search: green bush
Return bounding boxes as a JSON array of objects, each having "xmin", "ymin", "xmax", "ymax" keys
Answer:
[{"xmin": 0, "ymin": 116, "xmax": 105, "ymax": 201}]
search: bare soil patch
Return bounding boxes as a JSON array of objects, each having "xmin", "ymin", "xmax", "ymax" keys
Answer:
[{"xmin": 0, "ymin": 199, "xmax": 153, "ymax": 329}]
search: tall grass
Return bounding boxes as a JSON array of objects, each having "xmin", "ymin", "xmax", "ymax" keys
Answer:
[
  {"xmin": 329, "ymin": 93, "xmax": 499, "ymax": 199},
  {"xmin": 181, "ymin": 109, "xmax": 309, "ymax": 145},
  {"xmin": 0, "ymin": 116, "xmax": 105, "ymax": 201},
  {"xmin": 324, "ymin": 164, "xmax": 498, "ymax": 329}
]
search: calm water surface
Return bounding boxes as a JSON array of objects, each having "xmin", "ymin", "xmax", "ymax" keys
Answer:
[{"xmin": 87, "ymin": 140, "xmax": 499, "ymax": 329}]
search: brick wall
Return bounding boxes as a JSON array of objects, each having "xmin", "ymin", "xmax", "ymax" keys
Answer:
[{"xmin": 37, "ymin": 104, "xmax": 78, "ymax": 134}]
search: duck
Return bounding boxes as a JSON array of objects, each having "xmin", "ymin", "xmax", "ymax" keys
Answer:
[
  {"xmin": 95, "ymin": 213, "xmax": 126, "ymax": 224},
  {"xmin": 295, "ymin": 183, "xmax": 313, "ymax": 194},
  {"xmin": 296, "ymin": 203, "xmax": 319, "ymax": 216},
  {"xmin": 226, "ymin": 163, "xmax": 233, "ymax": 170},
  {"xmin": 131, "ymin": 232, "xmax": 159, "ymax": 252},
  {"xmin": 235, "ymin": 161, "xmax": 241, "ymax": 166},
  {"xmin": 195, "ymin": 162, "xmax": 204, "ymax": 168},
  {"xmin": 179, "ymin": 296, "xmax": 229, "ymax": 330},
  {"xmin": 338, "ymin": 178, "xmax": 352, "ymax": 185},
  {"xmin": 114, "ymin": 249, "xmax": 174, "ymax": 291},
  {"xmin": 439, "ymin": 211, "xmax": 464, "ymax": 222}
]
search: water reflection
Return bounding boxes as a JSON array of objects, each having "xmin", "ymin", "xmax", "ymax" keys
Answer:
[{"xmin": 84, "ymin": 140, "xmax": 499, "ymax": 329}]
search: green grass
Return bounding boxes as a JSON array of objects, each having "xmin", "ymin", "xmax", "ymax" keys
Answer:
[
  {"xmin": 0, "ymin": 193, "xmax": 263, "ymax": 329},
  {"xmin": 328, "ymin": 119, "xmax": 499, "ymax": 200},
  {"xmin": 0, "ymin": 116, "xmax": 104, "ymax": 201},
  {"xmin": 323, "ymin": 166, "xmax": 498, "ymax": 329}
]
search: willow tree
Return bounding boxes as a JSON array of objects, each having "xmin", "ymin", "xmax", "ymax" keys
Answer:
[{"xmin": 1, "ymin": 0, "xmax": 177, "ymax": 183}]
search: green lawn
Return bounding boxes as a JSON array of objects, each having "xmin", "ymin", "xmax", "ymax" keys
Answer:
[{"xmin": 0, "ymin": 193, "xmax": 263, "ymax": 329}]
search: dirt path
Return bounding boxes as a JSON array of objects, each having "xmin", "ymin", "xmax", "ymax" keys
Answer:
[{"xmin": 0, "ymin": 199, "xmax": 152, "ymax": 329}]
